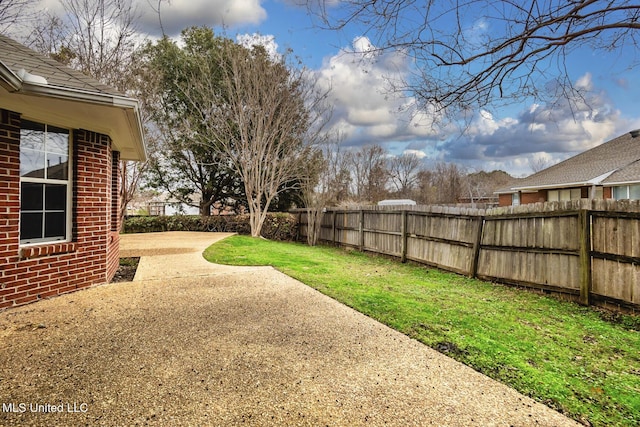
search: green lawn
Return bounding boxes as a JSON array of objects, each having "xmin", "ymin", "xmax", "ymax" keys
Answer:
[{"xmin": 203, "ymin": 235, "xmax": 640, "ymax": 427}]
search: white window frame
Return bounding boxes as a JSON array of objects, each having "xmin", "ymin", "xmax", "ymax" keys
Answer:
[
  {"xmin": 19, "ymin": 119, "xmax": 73, "ymax": 245},
  {"xmin": 548, "ymin": 188, "xmax": 585, "ymax": 202},
  {"xmin": 613, "ymin": 184, "xmax": 640, "ymax": 200}
]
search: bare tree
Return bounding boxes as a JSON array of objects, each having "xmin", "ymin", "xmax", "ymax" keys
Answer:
[
  {"xmin": 306, "ymin": 1, "xmax": 640, "ymax": 115},
  {"xmin": 0, "ymin": 0, "xmax": 39, "ymax": 35},
  {"xmin": 27, "ymin": 0, "xmax": 140, "ymax": 92},
  {"xmin": 118, "ymin": 160, "xmax": 146, "ymax": 226},
  {"xmin": 416, "ymin": 162, "xmax": 465, "ymax": 204},
  {"xmin": 388, "ymin": 152, "xmax": 422, "ymax": 197},
  {"xmin": 175, "ymin": 36, "xmax": 331, "ymax": 236},
  {"xmin": 462, "ymin": 169, "xmax": 511, "ymax": 207},
  {"xmin": 219, "ymin": 45, "xmax": 330, "ymax": 236},
  {"xmin": 300, "ymin": 133, "xmax": 349, "ymax": 245},
  {"xmin": 348, "ymin": 144, "xmax": 389, "ymax": 203},
  {"xmin": 528, "ymin": 156, "xmax": 554, "ymax": 173},
  {"xmin": 415, "ymin": 169, "xmax": 437, "ymax": 204}
]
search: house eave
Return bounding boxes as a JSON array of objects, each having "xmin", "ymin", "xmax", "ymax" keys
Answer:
[
  {"xmin": 0, "ymin": 77, "xmax": 147, "ymax": 161},
  {"xmin": 602, "ymin": 180, "xmax": 640, "ymax": 187},
  {"xmin": 499, "ymin": 171, "xmax": 618, "ymax": 194},
  {"xmin": 498, "ymin": 181, "xmax": 591, "ymax": 194}
]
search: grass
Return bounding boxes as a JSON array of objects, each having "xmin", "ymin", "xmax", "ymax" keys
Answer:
[{"xmin": 203, "ymin": 236, "xmax": 640, "ymax": 427}]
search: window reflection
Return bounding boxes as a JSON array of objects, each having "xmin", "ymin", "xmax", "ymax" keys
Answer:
[
  {"xmin": 19, "ymin": 120, "xmax": 70, "ymax": 244},
  {"xmin": 20, "ymin": 120, "xmax": 69, "ymax": 180}
]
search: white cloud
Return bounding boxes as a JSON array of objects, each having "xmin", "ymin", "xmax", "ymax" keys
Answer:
[
  {"xmin": 442, "ymin": 73, "xmax": 633, "ymax": 176},
  {"xmin": 576, "ymin": 72, "xmax": 593, "ymax": 90},
  {"xmin": 315, "ymin": 36, "xmax": 443, "ymax": 150},
  {"xmin": 403, "ymin": 149, "xmax": 427, "ymax": 159},
  {"xmin": 136, "ymin": 0, "xmax": 267, "ymax": 36}
]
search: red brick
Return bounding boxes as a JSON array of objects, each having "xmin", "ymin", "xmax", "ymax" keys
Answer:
[
  {"xmin": 15, "ymin": 295, "xmax": 38, "ymax": 305},
  {"xmin": 1, "ymin": 110, "xmax": 119, "ymax": 309},
  {"xmin": 0, "ymin": 300, "xmax": 14, "ymax": 309}
]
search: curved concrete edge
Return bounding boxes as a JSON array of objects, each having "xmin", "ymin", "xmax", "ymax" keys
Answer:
[{"xmin": 118, "ymin": 232, "xmax": 256, "ymax": 281}]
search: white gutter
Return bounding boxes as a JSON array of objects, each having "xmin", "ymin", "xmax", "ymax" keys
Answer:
[
  {"xmin": 506, "ymin": 170, "xmax": 618, "ymax": 193},
  {"xmin": 23, "ymin": 82, "xmax": 147, "ymax": 161},
  {"xmin": 509, "ymin": 181, "xmax": 595, "ymax": 192},
  {"xmin": 602, "ymin": 180, "xmax": 640, "ymax": 186},
  {"xmin": 0, "ymin": 60, "xmax": 22, "ymax": 91},
  {"xmin": 21, "ymin": 80, "xmax": 136, "ymax": 109}
]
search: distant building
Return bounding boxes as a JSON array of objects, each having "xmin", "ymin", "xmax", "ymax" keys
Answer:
[{"xmin": 496, "ymin": 130, "xmax": 640, "ymax": 206}]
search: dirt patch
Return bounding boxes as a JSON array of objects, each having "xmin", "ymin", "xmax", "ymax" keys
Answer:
[
  {"xmin": 111, "ymin": 257, "xmax": 139, "ymax": 282},
  {"xmin": 435, "ymin": 341, "xmax": 468, "ymax": 357}
]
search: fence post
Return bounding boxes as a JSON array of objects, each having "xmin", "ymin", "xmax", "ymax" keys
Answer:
[
  {"xmin": 579, "ymin": 209, "xmax": 592, "ymax": 306},
  {"xmin": 332, "ymin": 210, "xmax": 337, "ymax": 245},
  {"xmin": 359, "ymin": 209, "xmax": 365, "ymax": 251},
  {"xmin": 470, "ymin": 216, "xmax": 484, "ymax": 277},
  {"xmin": 401, "ymin": 210, "xmax": 408, "ymax": 263}
]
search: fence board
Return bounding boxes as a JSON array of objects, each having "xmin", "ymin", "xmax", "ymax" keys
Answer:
[
  {"xmin": 406, "ymin": 237, "xmax": 473, "ymax": 274},
  {"xmin": 590, "ymin": 212, "xmax": 640, "ymax": 305},
  {"xmin": 592, "ymin": 259, "xmax": 640, "ymax": 304}
]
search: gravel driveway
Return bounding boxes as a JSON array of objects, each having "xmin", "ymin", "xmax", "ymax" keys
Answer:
[{"xmin": 0, "ymin": 232, "xmax": 579, "ymax": 426}]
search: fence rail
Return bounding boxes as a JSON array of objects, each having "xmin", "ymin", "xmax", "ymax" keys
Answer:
[{"xmin": 296, "ymin": 200, "xmax": 640, "ymax": 312}]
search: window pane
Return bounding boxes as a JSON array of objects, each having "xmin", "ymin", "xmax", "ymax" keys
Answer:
[
  {"xmin": 20, "ymin": 121, "xmax": 45, "ymax": 151},
  {"xmin": 21, "ymin": 182, "xmax": 43, "ymax": 210},
  {"xmin": 20, "ymin": 148, "xmax": 45, "ymax": 178},
  {"xmin": 548, "ymin": 190, "xmax": 558, "ymax": 202},
  {"xmin": 45, "ymin": 184, "xmax": 67, "ymax": 210},
  {"xmin": 613, "ymin": 186, "xmax": 627, "ymax": 200},
  {"xmin": 19, "ymin": 120, "xmax": 71, "ymax": 244},
  {"xmin": 630, "ymin": 185, "xmax": 640, "ymax": 200},
  {"xmin": 46, "ymin": 152, "xmax": 69, "ymax": 179},
  {"xmin": 47, "ymin": 128, "xmax": 69, "ymax": 155},
  {"xmin": 20, "ymin": 212, "xmax": 43, "ymax": 240},
  {"xmin": 45, "ymin": 212, "xmax": 66, "ymax": 239}
]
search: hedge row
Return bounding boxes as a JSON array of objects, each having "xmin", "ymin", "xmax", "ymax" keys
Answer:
[{"xmin": 123, "ymin": 213, "xmax": 298, "ymax": 241}]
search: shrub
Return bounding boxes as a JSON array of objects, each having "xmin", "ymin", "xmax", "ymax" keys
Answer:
[{"xmin": 123, "ymin": 213, "xmax": 298, "ymax": 241}]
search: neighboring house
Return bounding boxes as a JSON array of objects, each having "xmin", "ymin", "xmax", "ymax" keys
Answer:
[
  {"xmin": 0, "ymin": 35, "xmax": 146, "ymax": 309},
  {"xmin": 496, "ymin": 130, "xmax": 640, "ymax": 206},
  {"xmin": 126, "ymin": 192, "xmax": 201, "ymax": 216}
]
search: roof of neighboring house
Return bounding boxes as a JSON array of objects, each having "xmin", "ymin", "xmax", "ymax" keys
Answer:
[
  {"xmin": 0, "ymin": 34, "xmax": 146, "ymax": 161},
  {"xmin": 497, "ymin": 131, "xmax": 640, "ymax": 193}
]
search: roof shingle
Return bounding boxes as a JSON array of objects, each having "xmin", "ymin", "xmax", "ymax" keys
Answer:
[
  {"xmin": 510, "ymin": 131, "xmax": 640, "ymax": 190},
  {"xmin": 0, "ymin": 34, "xmax": 125, "ymax": 97}
]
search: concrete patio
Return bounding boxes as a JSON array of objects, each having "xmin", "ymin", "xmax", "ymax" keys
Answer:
[{"xmin": 0, "ymin": 232, "xmax": 579, "ymax": 426}]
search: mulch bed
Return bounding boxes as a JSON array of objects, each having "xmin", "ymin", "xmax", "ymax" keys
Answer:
[{"xmin": 111, "ymin": 257, "xmax": 139, "ymax": 282}]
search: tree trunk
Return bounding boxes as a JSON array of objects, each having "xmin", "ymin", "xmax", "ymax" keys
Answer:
[
  {"xmin": 200, "ymin": 200, "xmax": 212, "ymax": 216},
  {"xmin": 306, "ymin": 208, "xmax": 324, "ymax": 246}
]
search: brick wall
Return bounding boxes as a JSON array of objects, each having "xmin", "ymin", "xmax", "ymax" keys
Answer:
[
  {"xmin": 0, "ymin": 108, "xmax": 120, "ymax": 309},
  {"xmin": 521, "ymin": 191, "xmax": 546, "ymax": 205},
  {"xmin": 107, "ymin": 151, "xmax": 121, "ymax": 282},
  {"xmin": 498, "ymin": 193, "xmax": 512, "ymax": 207}
]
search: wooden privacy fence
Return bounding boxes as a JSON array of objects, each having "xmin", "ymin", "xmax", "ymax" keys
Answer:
[{"xmin": 296, "ymin": 200, "xmax": 640, "ymax": 311}]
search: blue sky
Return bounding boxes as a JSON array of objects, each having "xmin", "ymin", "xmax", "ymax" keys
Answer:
[{"xmin": 38, "ymin": 0, "xmax": 640, "ymax": 176}]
